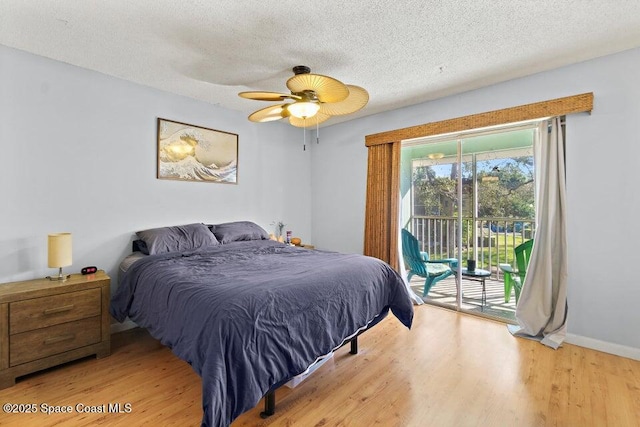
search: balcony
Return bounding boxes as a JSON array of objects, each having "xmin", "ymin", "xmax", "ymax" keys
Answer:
[
  {"xmin": 407, "ymin": 215, "xmax": 535, "ymax": 323},
  {"xmin": 409, "ymin": 215, "xmax": 534, "ymax": 279},
  {"xmin": 408, "ymin": 274, "xmax": 518, "ymax": 323}
]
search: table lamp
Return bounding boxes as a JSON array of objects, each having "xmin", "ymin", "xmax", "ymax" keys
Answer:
[{"xmin": 47, "ymin": 232, "xmax": 72, "ymax": 281}]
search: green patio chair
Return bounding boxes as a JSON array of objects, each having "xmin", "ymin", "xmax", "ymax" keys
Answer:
[
  {"xmin": 499, "ymin": 239, "xmax": 534, "ymax": 304},
  {"xmin": 401, "ymin": 229, "xmax": 457, "ymax": 297}
]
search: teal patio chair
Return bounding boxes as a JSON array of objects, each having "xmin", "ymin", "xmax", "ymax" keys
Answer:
[
  {"xmin": 401, "ymin": 229, "xmax": 458, "ymax": 297},
  {"xmin": 499, "ymin": 239, "xmax": 534, "ymax": 304}
]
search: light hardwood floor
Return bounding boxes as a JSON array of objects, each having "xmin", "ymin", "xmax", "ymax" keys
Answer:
[{"xmin": 0, "ymin": 305, "xmax": 638, "ymax": 426}]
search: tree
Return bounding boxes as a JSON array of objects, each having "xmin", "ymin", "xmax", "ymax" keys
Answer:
[
  {"xmin": 413, "ymin": 163, "xmax": 467, "ymax": 254},
  {"xmin": 477, "ymin": 157, "xmax": 534, "ymax": 219},
  {"xmin": 413, "ymin": 155, "xmax": 534, "ymax": 220},
  {"xmin": 413, "ymin": 165, "xmax": 462, "ymax": 216}
]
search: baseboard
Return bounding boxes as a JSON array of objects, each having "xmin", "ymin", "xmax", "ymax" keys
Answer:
[
  {"xmin": 565, "ymin": 333, "xmax": 640, "ymax": 361},
  {"xmin": 110, "ymin": 319, "xmax": 138, "ymax": 334}
]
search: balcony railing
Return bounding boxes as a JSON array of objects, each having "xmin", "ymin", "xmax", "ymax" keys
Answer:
[{"xmin": 408, "ymin": 215, "xmax": 535, "ymax": 279}]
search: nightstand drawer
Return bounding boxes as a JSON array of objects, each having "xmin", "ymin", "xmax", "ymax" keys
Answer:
[
  {"xmin": 10, "ymin": 316, "xmax": 101, "ymax": 367},
  {"xmin": 9, "ymin": 288, "xmax": 101, "ymax": 334}
]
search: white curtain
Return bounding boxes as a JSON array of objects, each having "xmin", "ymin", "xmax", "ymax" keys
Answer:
[{"xmin": 509, "ymin": 117, "xmax": 568, "ymax": 349}]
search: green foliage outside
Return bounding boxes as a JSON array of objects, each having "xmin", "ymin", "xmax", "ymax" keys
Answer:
[
  {"xmin": 460, "ymin": 233, "xmax": 529, "ymax": 270},
  {"xmin": 477, "ymin": 157, "xmax": 535, "ymax": 219},
  {"xmin": 413, "ymin": 156, "xmax": 534, "ymax": 219},
  {"xmin": 412, "ymin": 154, "xmax": 535, "ymax": 270}
]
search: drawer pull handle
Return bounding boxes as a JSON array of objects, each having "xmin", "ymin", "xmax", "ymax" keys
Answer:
[
  {"xmin": 43, "ymin": 305, "xmax": 75, "ymax": 315},
  {"xmin": 44, "ymin": 334, "xmax": 76, "ymax": 345}
]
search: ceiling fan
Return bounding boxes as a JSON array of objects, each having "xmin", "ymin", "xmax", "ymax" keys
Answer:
[{"xmin": 238, "ymin": 66, "xmax": 369, "ymax": 128}]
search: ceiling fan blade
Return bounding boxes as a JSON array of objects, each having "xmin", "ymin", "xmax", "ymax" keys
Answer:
[
  {"xmin": 248, "ymin": 104, "xmax": 290, "ymax": 123},
  {"xmin": 286, "ymin": 74, "xmax": 349, "ymax": 103},
  {"xmin": 319, "ymin": 85, "xmax": 369, "ymax": 116},
  {"xmin": 239, "ymin": 91, "xmax": 301, "ymax": 101},
  {"xmin": 288, "ymin": 112, "xmax": 331, "ymax": 128}
]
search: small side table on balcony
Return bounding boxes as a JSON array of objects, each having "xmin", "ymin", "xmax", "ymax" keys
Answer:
[{"xmin": 452, "ymin": 267, "xmax": 491, "ymax": 308}]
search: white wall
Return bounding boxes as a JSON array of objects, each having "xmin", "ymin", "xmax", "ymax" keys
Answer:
[
  {"xmin": 311, "ymin": 47, "xmax": 640, "ymax": 355},
  {"xmin": 0, "ymin": 45, "xmax": 312, "ymax": 289},
  {"xmin": 3, "ymin": 42, "xmax": 638, "ymax": 356}
]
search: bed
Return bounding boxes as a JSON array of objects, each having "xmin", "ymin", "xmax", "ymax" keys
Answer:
[{"xmin": 110, "ymin": 222, "xmax": 413, "ymax": 427}]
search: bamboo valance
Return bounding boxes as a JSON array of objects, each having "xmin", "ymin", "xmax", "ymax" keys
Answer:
[{"xmin": 365, "ymin": 92, "xmax": 593, "ymax": 147}]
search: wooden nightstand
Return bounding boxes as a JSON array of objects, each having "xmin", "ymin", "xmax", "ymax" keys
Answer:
[{"xmin": 0, "ymin": 271, "xmax": 110, "ymax": 389}]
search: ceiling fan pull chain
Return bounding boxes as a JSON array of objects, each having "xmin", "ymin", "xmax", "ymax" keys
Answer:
[
  {"xmin": 316, "ymin": 121, "xmax": 320, "ymax": 145},
  {"xmin": 303, "ymin": 119, "xmax": 306, "ymax": 151}
]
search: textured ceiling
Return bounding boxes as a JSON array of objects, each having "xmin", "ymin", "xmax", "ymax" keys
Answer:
[{"xmin": 2, "ymin": 1, "xmax": 640, "ymax": 127}]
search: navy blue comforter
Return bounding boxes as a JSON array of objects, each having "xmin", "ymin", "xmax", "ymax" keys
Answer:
[{"xmin": 110, "ymin": 240, "xmax": 413, "ymax": 426}]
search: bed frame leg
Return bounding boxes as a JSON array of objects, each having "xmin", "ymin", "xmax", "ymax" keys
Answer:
[
  {"xmin": 260, "ymin": 390, "xmax": 276, "ymax": 418},
  {"xmin": 350, "ymin": 336, "xmax": 358, "ymax": 354},
  {"xmin": 260, "ymin": 336, "xmax": 358, "ymax": 419}
]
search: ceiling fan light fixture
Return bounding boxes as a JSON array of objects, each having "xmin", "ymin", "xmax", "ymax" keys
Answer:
[
  {"xmin": 239, "ymin": 66, "xmax": 367, "ymax": 128},
  {"xmin": 287, "ymin": 101, "xmax": 320, "ymax": 119}
]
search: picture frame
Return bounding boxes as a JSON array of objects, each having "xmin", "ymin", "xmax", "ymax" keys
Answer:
[{"xmin": 157, "ymin": 118, "xmax": 238, "ymax": 184}]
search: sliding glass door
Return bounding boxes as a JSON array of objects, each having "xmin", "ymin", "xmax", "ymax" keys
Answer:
[{"xmin": 400, "ymin": 123, "xmax": 537, "ymax": 322}]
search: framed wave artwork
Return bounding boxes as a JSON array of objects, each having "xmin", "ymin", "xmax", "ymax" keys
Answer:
[{"xmin": 157, "ymin": 118, "xmax": 238, "ymax": 184}]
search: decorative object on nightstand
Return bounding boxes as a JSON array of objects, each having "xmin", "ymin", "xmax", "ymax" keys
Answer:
[
  {"xmin": 270, "ymin": 220, "xmax": 286, "ymax": 243},
  {"xmin": 0, "ymin": 271, "xmax": 111, "ymax": 389},
  {"xmin": 46, "ymin": 232, "xmax": 72, "ymax": 281},
  {"xmin": 290, "ymin": 238, "xmax": 314, "ymax": 249}
]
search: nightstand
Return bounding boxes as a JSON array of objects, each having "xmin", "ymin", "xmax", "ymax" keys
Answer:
[{"xmin": 0, "ymin": 271, "xmax": 110, "ymax": 389}]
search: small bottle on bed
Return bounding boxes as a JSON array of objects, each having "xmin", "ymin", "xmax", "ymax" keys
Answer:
[{"xmin": 286, "ymin": 231, "xmax": 292, "ymax": 244}]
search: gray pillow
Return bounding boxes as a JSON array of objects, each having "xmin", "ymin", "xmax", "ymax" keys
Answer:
[
  {"xmin": 136, "ymin": 223, "xmax": 219, "ymax": 255},
  {"xmin": 211, "ymin": 221, "xmax": 269, "ymax": 243}
]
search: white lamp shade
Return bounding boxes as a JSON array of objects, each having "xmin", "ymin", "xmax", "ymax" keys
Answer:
[
  {"xmin": 287, "ymin": 102, "xmax": 320, "ymax": 119},
  {"xmin": 48, "ymin": 233, "xmax": 72, "ymax": 268}
]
